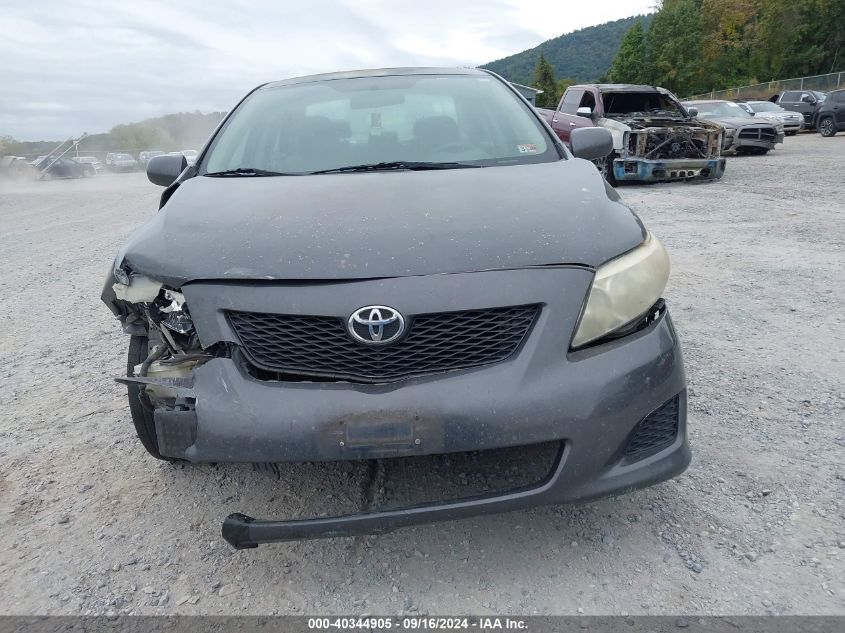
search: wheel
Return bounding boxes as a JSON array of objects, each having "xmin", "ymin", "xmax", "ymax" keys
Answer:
[
  {"xmin": 126, "ymin": 335, "xmax": 171, "ymax": 460},
  {"xmin": 786, "ymin": 131, "xmax": 797, "ymax": 136},
  {"xmin": 818, "ymin": 116, "xmax": 837, "ymax": 137}
]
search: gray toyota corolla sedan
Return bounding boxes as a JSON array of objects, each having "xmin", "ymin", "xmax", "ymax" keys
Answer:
[{"xmin": 102, "ymin": 67, "xmax": 689, "ymax": 548}]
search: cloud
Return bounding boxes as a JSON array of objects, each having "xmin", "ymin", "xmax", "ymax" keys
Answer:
[{"xmin": 0, "ymin": 0, "xmax": 652, "ymax": 140}]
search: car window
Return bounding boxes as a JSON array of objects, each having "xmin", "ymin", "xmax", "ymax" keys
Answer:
[
  {"xmin": 781, "ymin": 91, "xmax": 800, "ymax": 101},
  {"xmin": 691, "ymin": 101, "xmax": 752, "ymax": 119},
  {"xmin": 559, "ymin": 89, "xmax": 584, "ymax": 114},
  {"xmin": 204, "ymin": 74, "xmax": 559, "ymax": 173},
  {"xmin": 832, "ymin": 91, "xmax": 845, "ymax": 103},
  {"xmin": 578, "ymin": 91, "xmax": 596, "ymax": 111},
  {"xmin": 749, "ymin": 102, "xmax": 782, "ymax": 113}
]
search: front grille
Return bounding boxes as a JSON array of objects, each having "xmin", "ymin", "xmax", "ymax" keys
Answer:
[
  {"xmin": 739, "ymin": 126, "xmax": 776, "ymax": 141},
  {"xmin": 229, "ymin": 304, "xmax": 539, "ymax": 382},
  {"xmin": 624, "ymin": 395, "xmax": 680, "ymax": 462}
]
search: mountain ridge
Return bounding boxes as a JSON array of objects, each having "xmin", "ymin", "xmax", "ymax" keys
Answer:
[{"xmin": 481, "ymin": 14, "xmax": 653, "ymax": 86}]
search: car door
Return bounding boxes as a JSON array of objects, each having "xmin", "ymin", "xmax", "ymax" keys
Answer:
[
  {"xmin": 778, "ymin": 91, "xmax": 801, "ymax": 116},
  {"xmin": 798, "ymin": 93, "xmax": 818, "ymax": 124},
  {"xmin": 551, "ymin": 89, "xmax": 595, "ymax": 145},
  {"xmin": 833, "ymin": 91, "xmax": 845, "ymax": 128}
]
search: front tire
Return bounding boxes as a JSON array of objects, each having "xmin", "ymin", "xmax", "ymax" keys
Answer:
[
  {"xmin": 818, "ymin": 116, "xmax": 837, "ymax": 137},
  {"xmin": 126, "ymin": 335, "xmax": 171, "ymax": 461}
]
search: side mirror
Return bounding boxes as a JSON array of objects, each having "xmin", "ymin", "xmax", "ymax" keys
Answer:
[
  {"xmin": 576, "ymin": 106, "xmax": 593, "ymax": 118},
  {"xmin": 570, "ymin": 127, "xmax": 613, "ymax": 161},
  {"xmin": 686, "ymin": 106, "xmax": 698, "ymax": 117},
  {"xmin": 147, "ymin": 154, "xmax": 187, "ymax": 187}
]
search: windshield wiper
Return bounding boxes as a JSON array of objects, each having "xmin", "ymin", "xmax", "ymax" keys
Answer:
[
  {"xmin": 310, "ymin": 161, "xmax": 482, "ymax": 174},
  {"xmin": 204, "ymin": 167, "xmax": 295, "ymax": 177}
]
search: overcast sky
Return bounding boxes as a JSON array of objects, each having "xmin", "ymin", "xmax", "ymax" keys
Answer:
[{"xmin": 0, "ymin": 0, "xmax": 653, "ymax": 140}]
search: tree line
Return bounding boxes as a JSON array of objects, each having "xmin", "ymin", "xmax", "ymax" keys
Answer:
[
  {"xmin": 607, "ymin": 0, "xmax": 844, "ymax": 96},
  {"xmin": 2, "ymin": 111, "xmax": 225, "ymax": 157}
]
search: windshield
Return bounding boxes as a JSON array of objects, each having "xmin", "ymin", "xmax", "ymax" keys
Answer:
[
  {"xmin": 602, "ymin": 91, "xmax": 686, "ymax": 117},
  {"xmin": 748, "ymin": 102, "xmax": 783, "ymax": 113},
  {"xmin": 690, "ymin": 102, "xmax": 751, "ymax": 119},
  {"xmin": 203, "ymin": 73, "xmax": 557, "ymax": 174}
]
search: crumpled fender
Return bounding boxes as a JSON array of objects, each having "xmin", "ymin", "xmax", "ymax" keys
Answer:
[{"xmin": 596, "ymin": 118, "xmax": 631, "ymax": 151}]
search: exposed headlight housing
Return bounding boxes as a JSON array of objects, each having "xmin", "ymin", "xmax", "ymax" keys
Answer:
[
  {"xmin": 571, "ymin": 232, "xmax": 670, "ymax": 349},
  {"xmin": 112, "ymin": 263, "xmax": 130, "ymax": 286},
  {"xmin": 159, "ymin": 290, "xmax": 194, "ymax": 334}
]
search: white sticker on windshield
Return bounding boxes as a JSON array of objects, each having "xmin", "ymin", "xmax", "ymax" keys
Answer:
[{"xmin": 517, "ymin": 144, "xmax": 537, "ymax": 153}]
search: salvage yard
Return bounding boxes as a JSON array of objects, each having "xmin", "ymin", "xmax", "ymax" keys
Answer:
[{"xmin": 1, "ymin": 133, "xmax": 843, "ymax": 615}]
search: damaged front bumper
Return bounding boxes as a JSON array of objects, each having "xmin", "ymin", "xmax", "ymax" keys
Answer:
[
  {"xmin": 113, "ymin": 269, "xmax": 690, "ymax": 546},
  {"xmin": 612, "ymin": 157, "xmax": 727, "ymax": 182}
]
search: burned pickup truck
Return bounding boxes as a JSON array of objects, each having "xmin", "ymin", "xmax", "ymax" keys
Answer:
[{"xmin": 537, "ymin": 84, "xmax": 726, "ymax": 184}]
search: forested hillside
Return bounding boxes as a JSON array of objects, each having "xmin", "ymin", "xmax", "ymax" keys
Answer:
[
  {"xmin": 481, "ymin": 15, "xmax": 653, "ymax": 85},
  {"xmin": 608, "ymin": 0, "xmax": 845, "ymax": 96},
  {"xmin": 3, "ymin": 111, "xmax": 225, "ymax": 156}
]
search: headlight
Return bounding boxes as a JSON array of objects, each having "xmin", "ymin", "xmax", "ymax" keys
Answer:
[{"xmin": 571, "ymin": 232, "xmax": 670, "ymax": 348}]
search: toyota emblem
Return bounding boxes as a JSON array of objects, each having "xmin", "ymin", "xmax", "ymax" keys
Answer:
[{"xmin": 347, "ymin": 305, "xmax": 405, "ymax": 345}]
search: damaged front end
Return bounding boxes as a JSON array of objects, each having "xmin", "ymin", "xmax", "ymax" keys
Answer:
[
  {"xmin": 103, "ymin": 267, "xmax": 219, "ymax": 459},
  {"xmin": 609, "ymin": 118, "xmax": 726, "ymax": 183}
]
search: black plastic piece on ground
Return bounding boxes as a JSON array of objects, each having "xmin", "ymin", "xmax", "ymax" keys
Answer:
[
  {"xmin": 222, "ymin": 513, "xmax": 258, "ymax": 549},
  {"xmin": 221, "ymin": 445, "xmax": 568, "ymax": 548}
]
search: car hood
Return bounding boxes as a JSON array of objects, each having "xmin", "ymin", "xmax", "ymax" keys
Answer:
[
  {"xmin": 709, "ymin": 117, "xmax": 772, "ymax": 129},
  {"xmin": 118, "ymin": 160, "xmax": 646, "ymax": 286}
]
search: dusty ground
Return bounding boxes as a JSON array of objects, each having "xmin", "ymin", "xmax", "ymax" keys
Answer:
[{"xmin": 1, "ymin": 133, "xmax": 843, "ymax": 616}]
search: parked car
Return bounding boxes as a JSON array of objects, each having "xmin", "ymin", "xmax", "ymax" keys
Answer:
[
  {"xmin": 72, "ymin": 155, "xmax": 103, "ymax": 173},
  {"xmin": 139, "ymin": 150, "xmax": 165, "ymax": 168},
  {"xmin": 770, "ymin": 90, "xmax": 826, "ymax": 128},
  {"xmin": 537, "ymin": 83, "xmax": 726, "ymax": 184},
  {"xmin": 683, "ymin": 100, "xmax": 782, "ymax": 154},
  {"xmin": 103, "ymin": 67, "xmax": 689, "ymax": 547},
  {"xmin": 35, "ymin": 156, "xmax": 89, "ymax": 179},
  {"xmin": 167, "ymin": 150, "xmax": 199, "ymax": 166},
  {"xmin": 180, "ymin": 149, "xmax": 198, "ymax": 166},
  {"xmin": 735, "ymin": 100, "xmax": 803, "ymax": 135},
  {"xmin": 0, "ymin": 155, "xmax": 38, "ymax": 179},
  {"xmin": 105, "ymin": 152, "xmax": 139, "ymax": 172},
  {"xmin": 815, "ymin": 89, "xmax": 845, "ymax": 137}
]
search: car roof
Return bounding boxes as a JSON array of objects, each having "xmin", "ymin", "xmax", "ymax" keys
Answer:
[
  {"xmin": 569, "ymin": 84, "xmax": 668, "ymax": 93},
  {"xmin": 262, "ymin": 67, "xmax": 487, "ymax": 89},
  {"xmin": 682, "ymin": 99, "xmax": 729, "ymax": 104}
]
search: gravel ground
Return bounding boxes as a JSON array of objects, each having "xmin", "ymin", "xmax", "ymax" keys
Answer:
[{"xmin": 1, "ymin": 133, "xmax": 843, "ymax": 616}]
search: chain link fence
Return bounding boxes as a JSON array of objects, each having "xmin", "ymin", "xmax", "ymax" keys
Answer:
[{"xmin": 686, "ymin": 70, "xmax": 844, "ymax": 100}]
